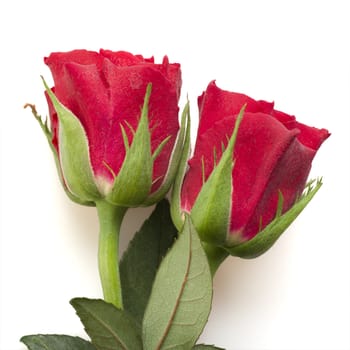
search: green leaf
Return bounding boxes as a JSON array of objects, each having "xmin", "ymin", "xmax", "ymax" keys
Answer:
[
  {"xmin": 227, "ymin": 178, "xmax": 323, "ymax": 258},
  {"xmin": 42, "ymin": 77, "xmax": 101, "ymax": 202},
  {"xmin": 120, "ymin": 199, "xmax": 177, "ymax": 325},
  {"xmin": 190, "ymin": 105, "xmax": 245, "ymax": 245},
  {"xmin": 193, "ymin": 345, "xmax": 225, "ymax": 350},
  {"xmin": 21, "ymin": 334, "xmax": 96, "ymax": 350},
  {"xmin": 106, "ymin": 84, "xmax": 153, "ymax": 206},
  {"xmin": 142, "ymin": 216, "xmax": 213, "ymax": 350},
  {"xmin": 70, "ymin": 298, "xmax": 142, "ymax": 350}
]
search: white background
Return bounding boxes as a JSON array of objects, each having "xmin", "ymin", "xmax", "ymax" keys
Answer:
[{"xmin": 1, "ymin": 1, "xmax": 349, "ymax": 349}]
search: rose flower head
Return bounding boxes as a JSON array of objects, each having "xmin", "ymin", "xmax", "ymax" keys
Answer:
[
  {"xmin": 33, "ymin": 49, "xmax": 184, "ymax": 207},
  {"xmin": 172, "ymin": 81, "xmax": 330, "ymax": 258}
]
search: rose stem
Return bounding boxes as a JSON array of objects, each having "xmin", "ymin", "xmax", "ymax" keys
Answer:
[{"xmin": 96, "ymin": 200, "xmax": 127, "ymax": 309}]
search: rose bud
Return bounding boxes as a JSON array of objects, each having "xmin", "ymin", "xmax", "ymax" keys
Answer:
[
  {"xmin": 172, "ymin": 81, "xmax": 330, "ymax": 266},
  {"xmin": 34, "ymin": 50, "xmax": 186, "ymax": 207}
]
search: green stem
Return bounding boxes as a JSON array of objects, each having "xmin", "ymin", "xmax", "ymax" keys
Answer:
[
  {"xmin": 96, "ymin": 200, "xmax": 127, "ymax": 309},
  {"xmin": 202, "ymin": 242, "xmax": 229, "ymax": 276}
]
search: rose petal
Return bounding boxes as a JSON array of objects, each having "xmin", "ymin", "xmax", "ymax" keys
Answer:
[
  {"xmin": 197, "ymin": 81, "xmax": 274, "ymax": 136},
  {"xmin": 271, "ymin": 109, "xmax": 330, "ymax": 150},
  {"xmin": 45, "ymin": 50, "xmax": 181, "ymax": 192}
]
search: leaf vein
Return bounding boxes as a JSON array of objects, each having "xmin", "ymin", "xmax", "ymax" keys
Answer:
[
  {"xmin": 78, "ymin": 308, "xmax": 128, "ymax": 350},
  {"xmin": 155, "ymin": 227, "xmax": 193, "ymax": 350}
]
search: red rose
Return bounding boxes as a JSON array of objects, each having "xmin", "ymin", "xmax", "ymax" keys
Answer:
[
  {"xmin": 43, "ymin": 49, "xmax": 183, "ymax": 206},
  {"xmin": 173, "ymin": 81, "xmax": 330, "ymax": 258}
]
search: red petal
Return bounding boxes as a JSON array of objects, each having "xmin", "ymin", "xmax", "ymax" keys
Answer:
[
  {"xmin": 44, "ymin": 50, "xmax": 102, "ymax": 71},
  {"xmin": 100, "ymin": 50, "xmax": 151, "ymax": 65},
  {"xmin": 242, "ymin": 137, "xmax": 315, "ymax": 240},
  {"xmin": 99, "ymin": 58, "xmax": 180, "ymax": 190},
  {"xmin": 197, "ymin": 81, "xmax": 274, "ymax": 136},
  {"xmin": 294, "ymin": 121, "xmax": 330, "ymax": 150},
  {"xmin": 271, "ymin": 109, "xmax": 330, "ymax": 150},
  {"xmin": 45, "ymin": 50, "xmax": 181, "ymax": 192}
]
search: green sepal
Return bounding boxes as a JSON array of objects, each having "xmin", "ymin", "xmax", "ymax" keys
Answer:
[
  {"xmin": 144, "ymin": 102, "xmax": 190, "ymax": 206},
  {"xmin": 42, "ymin": 78, "xmax": 101, "ymax": 203},
  {"xmin": 142, "ymin": 215, "xmax": 212, "ymax": 350},
  {"xmin": 20, "ymin": 334, "xmax": 96, "ymax": 350},
  {"xmin": 25, "ymin": 103, "xmax": 95, "ymax": 206},
  {"xmin": 227, "ymin": 178, "xmax": 323, "ymax": 258},
  {"xmin": 170, "ymin": 102, "xmax": 191, "ymax": 230},
  {"xmin": 190, "ymin": 105, "xmax": 245, "ymax": 245},
  {"xmin": 106, "ymin": 84, "xmax": 153, "ymax": 207}
]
